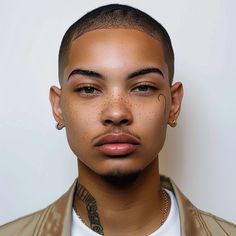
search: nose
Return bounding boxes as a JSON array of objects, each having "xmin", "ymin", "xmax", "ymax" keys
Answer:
[{"xmin": 101, "ymin": 98, "xmax": 133, "ymax": 126}]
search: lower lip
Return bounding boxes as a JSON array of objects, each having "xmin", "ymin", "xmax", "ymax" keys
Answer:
[{"xmin": 97, "ymin": 143, "xmax": 138, "ymax": 156}]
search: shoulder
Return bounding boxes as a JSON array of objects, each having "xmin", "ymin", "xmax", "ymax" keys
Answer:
[
  {"xmin": 0, "ymin": 209, "xmax": 45, "ymax": 236},
  {"xmin": 0, "ymin": 180, "xmax": 77, "ymax": 236},
  {"xmin": 197, "ymin": 209, "xmax": 236, "ymax": 235},
  {"xmin": 161, "ymin": 175, "xmax": 236, "ymax": 235}
]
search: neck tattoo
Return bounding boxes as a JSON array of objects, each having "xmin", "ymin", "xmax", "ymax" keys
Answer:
[
  {"xmin": 73, "ymin": 183, "xmax": 104, "ymax": 235},
  {"xmin": 73, "ymin": 183, "xmax": 170, "ymax": 235}
]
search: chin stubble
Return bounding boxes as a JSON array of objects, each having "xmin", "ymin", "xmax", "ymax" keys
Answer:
[{"xmin": 100, "ymin": 170, "xmax": 142, "ymax": 187}]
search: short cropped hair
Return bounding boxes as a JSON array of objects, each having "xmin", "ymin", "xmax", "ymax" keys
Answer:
[{"xmin": 58, "ymin": 4, "xmax": 174, "ymax": 85}]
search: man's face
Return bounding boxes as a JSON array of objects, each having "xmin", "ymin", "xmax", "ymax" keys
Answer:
[{"xmin": 52, "ymin": 29, "xmax": 180, "ymax": 177}]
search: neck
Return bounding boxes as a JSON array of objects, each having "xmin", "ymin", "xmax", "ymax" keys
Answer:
[{"xmin": 75, "ymin": 159, "xmax": 169, "ymax": 236}]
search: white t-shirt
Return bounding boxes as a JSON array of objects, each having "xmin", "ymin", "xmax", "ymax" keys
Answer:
[{"xmin": 71, "ymin": 189, "xmax": 180, "ymax": 236}]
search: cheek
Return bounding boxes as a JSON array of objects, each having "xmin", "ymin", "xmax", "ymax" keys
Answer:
[
  {"xmin": 135, "ymin": 93, "xmax": 169, "ymax": 127},
  {"xmin": 62, "ymin": 100, "xmax": 101, "ymax": 146},
  {"xmin": 138, "ymin": 108, "xmax": 165, "ymax": 137},
  {"xmin": 133, "ymin": 95, "xmax": 169, "ymax": 150}
]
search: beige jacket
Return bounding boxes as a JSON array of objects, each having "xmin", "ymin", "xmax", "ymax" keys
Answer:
[{"xmin": 0, "ymin": 176, "xmax": 235, "ymax": 236}]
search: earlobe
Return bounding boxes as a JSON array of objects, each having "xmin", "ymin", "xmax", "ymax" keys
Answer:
[
  {"xmin": 168, "ymin": 82, "xmax": 184, "ymax": 127},
  {"xmin": 49, "ymin": 86, "xmax": 64, "ymax": 127}
]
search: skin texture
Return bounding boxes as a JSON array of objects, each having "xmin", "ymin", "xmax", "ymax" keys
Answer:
[{"xmin": 50, "ymin": 28, "xmax": 183, "ymax": 235}]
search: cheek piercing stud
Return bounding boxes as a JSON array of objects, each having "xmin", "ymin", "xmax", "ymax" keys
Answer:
[{"xmin": 56, "ymin": 122, "xmax": 65, "ymax": 130}]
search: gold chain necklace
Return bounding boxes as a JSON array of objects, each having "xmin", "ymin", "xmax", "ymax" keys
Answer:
[{"xmin": 160, "ymin": 188, "xmax": 170, "ymax": 226}]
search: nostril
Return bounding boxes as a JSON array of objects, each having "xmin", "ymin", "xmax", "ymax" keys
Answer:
[
  {"xmin": 104, "ymin": 119, "xmax": 113, "ymax": 125},
  {"xmin": 101, "ymin": 105, "xmax": 133, "ymax": 126},
  {"xmin": 120, "ymin": 119, "xmax": 130, "ymax": 125},
  {"xmin": 104, "ymin": 118, "xmax": 130, "ymax": 126}
]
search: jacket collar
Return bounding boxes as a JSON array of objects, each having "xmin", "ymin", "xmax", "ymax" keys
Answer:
[
  {"xmin": 37, "ymin": 176, "xmax": 207, "ymax": 236},
  {"xmin": 160, "ymin": 176, "xmax": 207, "ymax": 236}
]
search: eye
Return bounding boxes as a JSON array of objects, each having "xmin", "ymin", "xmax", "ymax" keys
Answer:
[
  {"xmin": 132, "ymin": 84, "xmax": 157, "ymax": 94},
  {"xmin": 75, "ymin": 85, "xmax": 101, "ymax": 96}
]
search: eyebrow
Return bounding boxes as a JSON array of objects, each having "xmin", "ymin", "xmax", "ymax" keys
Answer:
[
  {"xmin": 67, "ymin": 67, "xmax": 164, "ymax": 81},
  {"xmin": 127, "ymin": 67, "xmax": 164, "ymax": 79},
  {"xmin": 68, "ymin": 69, "xmax": 103, "ymax": 80}
]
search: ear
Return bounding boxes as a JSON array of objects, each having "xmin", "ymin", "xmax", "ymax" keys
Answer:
[
  {"xmin": 49, "ymin": 86, "xmax": 64, "ymax": 125},
  {"xmin": 168, "ymin": 82, "xmax": 184, "ymax": 127}
]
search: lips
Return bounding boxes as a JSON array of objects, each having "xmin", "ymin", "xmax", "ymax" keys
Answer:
[{"xmin": 94, "ymin": 133, "xmax": 140, "ymax": 156}]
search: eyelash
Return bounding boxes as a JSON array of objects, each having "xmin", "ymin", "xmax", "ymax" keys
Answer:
[
  {"xmin": 131, "ymin": 83, "xmax": 157, "ymax": 94},
  {"xmin": 74, "ymin": 83, "xmax": 158, "ymax": 97},
  {"xmin": 74, "ymin": 85, "xmax": 101, "ymax": 96}
]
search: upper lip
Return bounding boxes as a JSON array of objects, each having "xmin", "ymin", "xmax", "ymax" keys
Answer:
[{"xmin": 94, "ymin": 133, "xmax": 140, "ymax": 146}]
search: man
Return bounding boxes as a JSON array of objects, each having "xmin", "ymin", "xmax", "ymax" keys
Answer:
[{"xmin": 0, "ymin": 4, "xmax": 235, "ymax": 236}]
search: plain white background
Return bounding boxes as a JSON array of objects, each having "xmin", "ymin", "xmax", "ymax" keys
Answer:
[{"xmin": 0, "ymin": 0, "xmax": 235, "ymax": 225}]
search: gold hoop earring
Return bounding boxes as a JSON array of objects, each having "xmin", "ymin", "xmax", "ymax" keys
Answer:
[{"xmin": 56, "ymin": 122, "xmax": 64, "ymax": 130}]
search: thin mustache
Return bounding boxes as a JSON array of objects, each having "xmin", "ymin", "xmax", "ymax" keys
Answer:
[{"xmin": 92, "ymin": 129, "xmax": 141, "ymax": 144}]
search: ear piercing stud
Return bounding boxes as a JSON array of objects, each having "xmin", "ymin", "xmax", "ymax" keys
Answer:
[
  {"xmin": 56, "ymin": 122, "xmax": 65, "ymax": 130},
  {"xmin": 172, "ymin": 120, "xmax": 177, "ymax": 127}
]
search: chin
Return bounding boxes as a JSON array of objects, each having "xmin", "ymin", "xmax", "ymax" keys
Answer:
[{"xmin": 100, "ymin": 169, "xmax": 142, "ymax": 187}]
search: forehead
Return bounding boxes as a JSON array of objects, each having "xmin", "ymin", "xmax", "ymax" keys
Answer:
[{"xmin": 64, "ymin": 28, "xmax": 168, "ymax": 79}]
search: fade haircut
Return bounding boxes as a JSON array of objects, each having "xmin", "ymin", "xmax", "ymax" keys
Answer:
[{"xmin": 58, "ymin": 4, "xmax": 174, "ymax": 85}]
